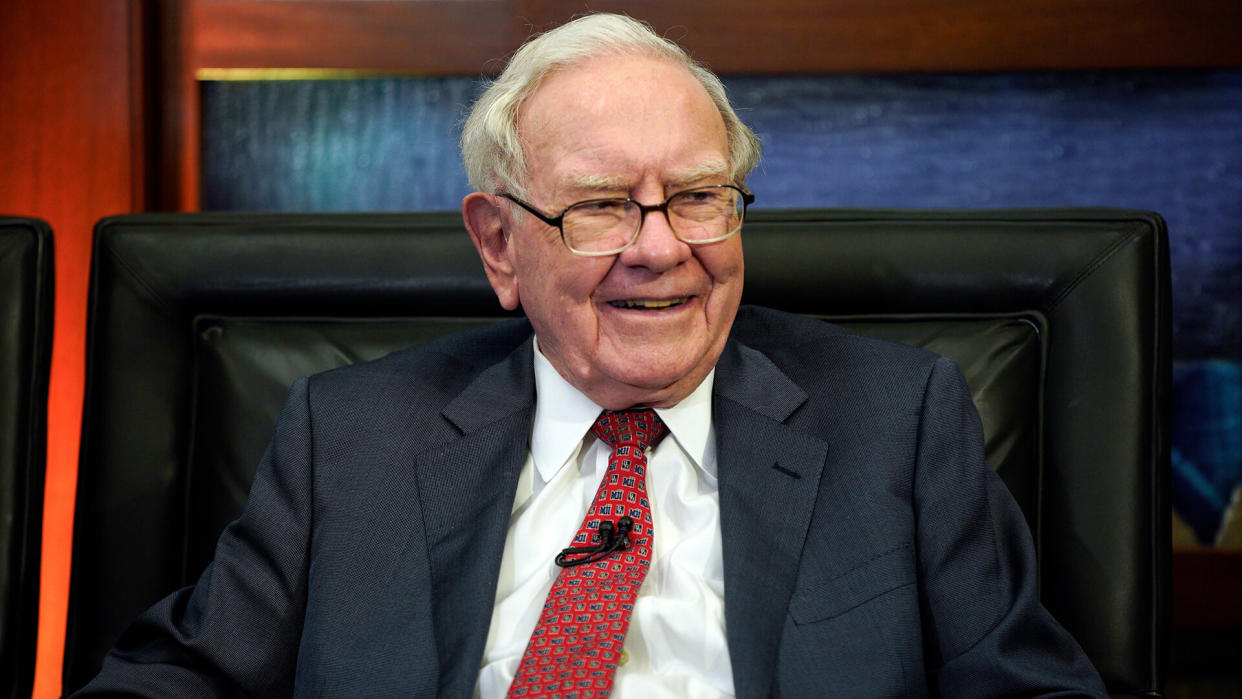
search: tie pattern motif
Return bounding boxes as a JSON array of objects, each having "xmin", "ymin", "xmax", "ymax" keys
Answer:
[{"xmin": 507, "ymin": 409, "xmax": 668, "ymax": 698}]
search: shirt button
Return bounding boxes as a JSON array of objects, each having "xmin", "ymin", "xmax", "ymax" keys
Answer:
[{"xmin": 619, "ymin": 648, "xmax": 630, "ymax": 665}]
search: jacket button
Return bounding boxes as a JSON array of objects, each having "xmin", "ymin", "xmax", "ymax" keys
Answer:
[{"xmin": 619, "ymin": 648, "xmax": 630, "ymax": 665}]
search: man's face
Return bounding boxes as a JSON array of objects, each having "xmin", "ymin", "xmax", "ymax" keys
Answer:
[{"xmin": 466, "ymin": 54, "xmax": 744, "ymax": 409}]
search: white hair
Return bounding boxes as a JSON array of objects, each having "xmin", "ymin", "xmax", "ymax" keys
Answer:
[{"xmin": 460, "ymin": 13, "xmax": 761, "ymax": 198}]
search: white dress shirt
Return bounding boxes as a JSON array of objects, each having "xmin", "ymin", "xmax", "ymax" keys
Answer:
[{"xmin": 474, "ymin": 338, "xmax": 734, "ymax": 698}]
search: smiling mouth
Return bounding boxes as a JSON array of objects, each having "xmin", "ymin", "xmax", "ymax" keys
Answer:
[{"xmin": 608, "ymin": 297, "xmax": 690, "ymax": 310}]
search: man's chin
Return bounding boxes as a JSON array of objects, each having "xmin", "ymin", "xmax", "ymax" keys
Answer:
[{"xmin": 587, "ymin": 361, "xmax": 713, "ymax": 409}]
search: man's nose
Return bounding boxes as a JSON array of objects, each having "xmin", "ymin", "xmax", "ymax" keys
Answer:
[{"xmin": 618, "ymin": 207, "xmax": 691, "ymax": 271}]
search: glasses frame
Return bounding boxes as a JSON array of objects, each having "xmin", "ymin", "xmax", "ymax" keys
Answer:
[{"xmin": 500, "ymin": 184, "xmax": 755, "ymax": 257}]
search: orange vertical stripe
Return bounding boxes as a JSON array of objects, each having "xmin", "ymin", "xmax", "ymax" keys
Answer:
[{"xmin": 0, "ymin": 1, "xmax": 142, "ymax": 696}]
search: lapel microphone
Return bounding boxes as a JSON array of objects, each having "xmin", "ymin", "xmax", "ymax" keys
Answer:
[{"xmin": 554, "ymin": 516, "xmax": 634, "ymax": 567}]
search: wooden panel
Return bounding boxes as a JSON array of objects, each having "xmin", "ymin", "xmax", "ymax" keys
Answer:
[
  {"xmin": 169, "ymin": 0, "xmax": 1242, "ymax": 210},
  {"xmin": 160, "ymin": 0, "xmax": 199, "ymax": 212},
  {"xmin": 192, "ymin": 0, "xmax": 519, "ymax": 74},
  {"xmin": 190, "ymin": 0, "xmax": 1242, "ymax": 74},
  {"xmin": 0, "ymin": 2, "xmax": 148, "ymax": 696}
]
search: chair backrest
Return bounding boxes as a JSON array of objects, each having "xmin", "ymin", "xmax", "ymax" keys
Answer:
[
  {"xmin": 0, "ymin": 217, "xmax": 54, "ymax": 699},
  {"xmin": 65, "ymin": 209, "xmax": 1170, "ymax": 696}
]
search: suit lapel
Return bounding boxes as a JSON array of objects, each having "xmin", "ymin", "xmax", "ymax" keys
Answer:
[
  {"xmin": 406, "ymin": 333, "xmax": 829, "ymax": 696},
  {"xmin": 414, "ymin": 339, "xmax": 536, "ymax": 697},
  {"xmin": 714, "ymin": 341, "xmax": 829, "ymax": 698}
]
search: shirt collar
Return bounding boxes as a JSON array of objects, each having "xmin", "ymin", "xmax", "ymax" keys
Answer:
[{"xmin": 530, "ymin": 336, "xmax": 717, "ymax": 484}]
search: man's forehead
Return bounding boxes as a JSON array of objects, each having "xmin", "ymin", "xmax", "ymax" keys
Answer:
[{"xmin": 517, "ymin": 53, "xmax": 729, "ymax": 198}]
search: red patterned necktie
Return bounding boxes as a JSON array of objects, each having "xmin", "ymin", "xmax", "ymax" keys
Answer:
[{"xmin": 507, "ymin": 408, "xmax": 668, "ymax": 698}]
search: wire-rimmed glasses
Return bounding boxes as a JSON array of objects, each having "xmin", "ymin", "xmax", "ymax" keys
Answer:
[{"xmin": 501, "ymin": 184, "xmax": 754, "ymax": 256}]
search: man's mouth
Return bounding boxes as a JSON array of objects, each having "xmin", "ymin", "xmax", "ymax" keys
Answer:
[{"xmin": 608, "ymin": 297, "xmax": 689, "ymax": 310}]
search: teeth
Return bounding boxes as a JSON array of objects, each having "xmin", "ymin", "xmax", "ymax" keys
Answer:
[{"xmin": 611, "ymin": 297, "xmax": 687, "ymax": 309}]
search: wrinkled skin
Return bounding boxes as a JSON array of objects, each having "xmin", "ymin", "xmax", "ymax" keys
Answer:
[{"xmin": 463, "ymin": 54, "xmax": 744, "ymax": 410}]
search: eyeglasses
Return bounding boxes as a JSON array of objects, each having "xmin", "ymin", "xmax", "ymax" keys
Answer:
[{"xmin": 501, "ymin": 184, "xmax": 755, "ymax": 257}]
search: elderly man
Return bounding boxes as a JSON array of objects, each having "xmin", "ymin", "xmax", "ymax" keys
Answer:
[{"xmin": 78, "ymin": 13, "xmax": 1106, "ymax": 698}]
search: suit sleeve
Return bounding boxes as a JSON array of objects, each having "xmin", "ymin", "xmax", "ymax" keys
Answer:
[
  {"xmin": 72, "ymin": 377, "xmax": 316, "ymax": 697},
  {"xmin": 913, "ymin": 357, "xmax": 1108, "ymax": 697}
]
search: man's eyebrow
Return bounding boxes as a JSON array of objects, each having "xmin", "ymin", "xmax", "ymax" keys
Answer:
[
  {"xmin": 565, "ymin": 172, "xmax": 630, "ymax": 192},
  {"xmin": 666, "ymin": 160, "xmax": 729, "ymax": 187},
  {"xmin": 562, "ymin": 159, "xmax": 730, "ymax": 196}
]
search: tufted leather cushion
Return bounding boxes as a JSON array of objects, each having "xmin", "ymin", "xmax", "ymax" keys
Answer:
[
  {"xmin": 0, "ymin": 217, "xmax": 53, "ymax": 699},
  {"xmin": 66, "ymin": 209, "xmax": 1169, "ymax": 696}
]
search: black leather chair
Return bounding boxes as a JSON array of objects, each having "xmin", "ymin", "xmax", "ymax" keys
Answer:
[
  {"xmin": 65, "ymin": 209, "xmax": 1170, "ymax": 696},
  {"xmin": 0, "ymin": 217, "xmax": 54, "ymax": 699}
]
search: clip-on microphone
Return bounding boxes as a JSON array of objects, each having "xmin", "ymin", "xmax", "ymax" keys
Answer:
[{"xmin": 555, "ymin": 516, "xmax": 635, "ymax": 567}]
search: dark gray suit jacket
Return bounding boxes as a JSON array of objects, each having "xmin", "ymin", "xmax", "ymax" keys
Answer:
[{"xmin": 78, "ymin": 306, "xmax": 1106, "ymax": 697}]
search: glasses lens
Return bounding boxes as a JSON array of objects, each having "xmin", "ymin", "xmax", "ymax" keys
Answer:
[
  {"xmin": 562, "ymin": 199, "xmax": 639, "ymax": 253},
  {"xmin": 669, "ymin": 187, "xmax": 744, "ymax": 241}
]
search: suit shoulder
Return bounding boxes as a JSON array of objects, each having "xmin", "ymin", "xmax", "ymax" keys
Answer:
[{"xmin": 729, "ymin": 305, "xmax": 956, "ymax": 425}]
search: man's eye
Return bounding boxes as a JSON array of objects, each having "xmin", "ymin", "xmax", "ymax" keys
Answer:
[
  {"xmin": 577, "ymin": 200, "xmax": 627, "ymax": 214},
  {"xmin": 679, "ymin": 190, "xmax": 724, "ymax": 205}
]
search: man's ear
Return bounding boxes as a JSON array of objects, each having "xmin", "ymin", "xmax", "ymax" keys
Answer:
[{"xmin": 462, "ymin": 192, "xmax": 520, "ymax": 310}]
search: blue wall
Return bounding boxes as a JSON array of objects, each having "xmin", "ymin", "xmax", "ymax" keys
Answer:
[{"xmin": 201, "ymin": 71, "xmax": 1242, "ymax": 542}]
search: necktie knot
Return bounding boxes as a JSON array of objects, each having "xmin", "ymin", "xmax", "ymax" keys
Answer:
[{"xmin": 591, "ymin": 408, "xmax": 668, "ymax": 452}]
